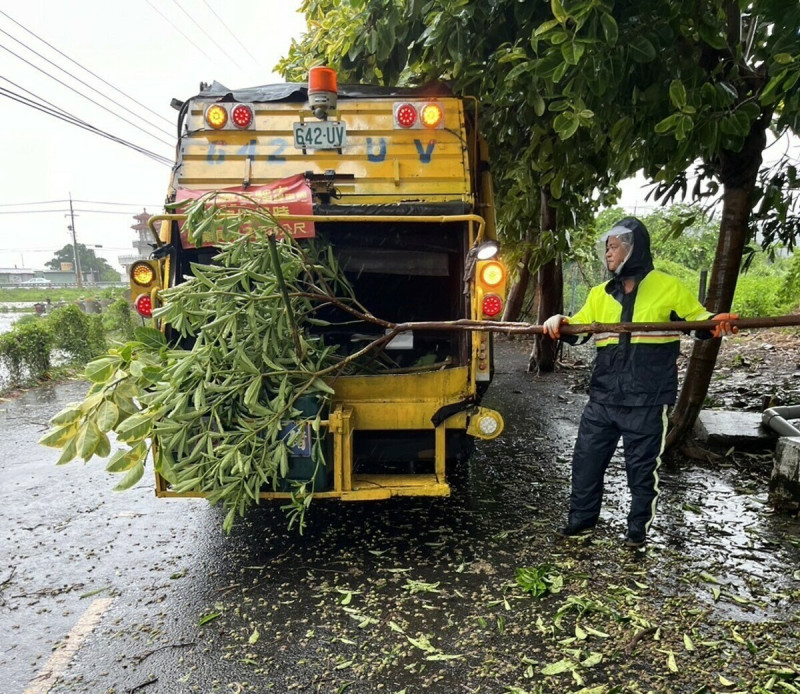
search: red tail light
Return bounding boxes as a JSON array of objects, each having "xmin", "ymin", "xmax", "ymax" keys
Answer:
[
  {"xmin": 135, "ymin": 294, "xmax": 153, "ymax": 318},
  {"xmin": 395, "ymin": 103, "xmax": 418, "ymax": 128},
  {"xmin": 482, "ymin": 294, "xmax": 503, "ymax": 317},
  {"xmin": 231, "ymin": 104, "xmax": 253, "ymax": 128}
]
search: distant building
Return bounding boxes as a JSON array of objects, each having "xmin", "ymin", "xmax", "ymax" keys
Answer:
[
  {"xmin": 119, "ymin": 209, "xmax": 154, "ymax": 273},
  {"xmin": 0, "ymin": 267, "xmax": 93, "ymax": 286},
  {"xmin": 0, "ymin": 268, "xmax": 35, "ymax": 285}
]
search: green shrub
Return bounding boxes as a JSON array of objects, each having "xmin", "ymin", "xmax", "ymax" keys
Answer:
[
  {"xmin": 102, "ymin": 298, "xmax": 135, "ymax": 340},
  {"xmin": 653, "ymin": 259, "xmax": 702, "ymax": 296},
  {"xmin": 778, "ymin": 253, "xmax": 800, "ymax": 311},
  {"xmin": 0, "ymin": 321, "xmax": 53, "ymax": 385},
  {"xmin": 45, "ymin": 304, "xmax": 106, "ymax": 362},
  {"xmin": 87, "ymin": 315, "xmax": 107, "ymax": 356},
  {"xmin": 15, "ymin": 314, "xmax": 41, "ymax": 327},
  {"xmin": 732, "ymin": 273, "xmax": 789, "ymax": 317}
]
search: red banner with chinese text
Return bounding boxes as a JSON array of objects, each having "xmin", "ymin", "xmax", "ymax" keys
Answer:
[{"xmin": 175, "ymin": 174, "xmax": 315, "ymax": 247}]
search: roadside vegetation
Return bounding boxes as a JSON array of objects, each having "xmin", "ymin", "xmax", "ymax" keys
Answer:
[{"xmin": 0, "ymin": 292, "xmax": 136, "ymax": 393}]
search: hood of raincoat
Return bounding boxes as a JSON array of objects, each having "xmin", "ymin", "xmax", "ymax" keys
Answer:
[{"xmin": 607, "ymin": 216, "xmax": 654, "ymax": 279}]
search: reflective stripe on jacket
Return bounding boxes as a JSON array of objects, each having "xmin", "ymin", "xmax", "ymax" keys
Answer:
[{"xmin": 570, "ymin": 270, "xmax": 712, "ymax": 406}]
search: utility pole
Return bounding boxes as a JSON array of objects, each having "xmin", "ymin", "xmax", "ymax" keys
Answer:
[{"xmin": 68, "ymin": 193, "xmax": 83, "ymax": 288}]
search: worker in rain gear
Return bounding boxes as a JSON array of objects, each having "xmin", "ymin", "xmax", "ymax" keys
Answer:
[{"xmin": 543, "ymin": 217, "xmax": 738, "ymax": 548}]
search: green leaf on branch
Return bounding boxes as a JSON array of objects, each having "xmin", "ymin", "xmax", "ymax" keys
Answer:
[
  {"xmin": 134, "ymin": 326, "xmax": 167, "ymax": 349},
  {"xmin": 39, "ymin": 423, "xmax": 78, "ymax": 449},
  {"xmin": 115, "ymin": 413, "xmax": 154, "ymax": 443},
  {"xmin": 113, "ymin": 460, "xmax": 145, "ymax": 491},
  {"xmin": 554, "ymin": 111, "xmax": 580, "ymax": 140},
  {"xmin": 550, "ymin": 0, "xmax": 567, "ymax": 23},
  {"xmin": 669, "ymin": 80, "xmax": 687, "ymax": 108},
  {"xmin": 600, "ymin": 13, "xmax": 618, "ymax": 45},
  {"xmin": 96, "ymin": 401, "xmax": 119, "ymax": 433},
  {"xmin": 629, "ymin": 35, "xmax": 656, "ymax": 62},
  {"xmin": 85, "ymin": 357, "xmax": 122, "ymax": 383}
]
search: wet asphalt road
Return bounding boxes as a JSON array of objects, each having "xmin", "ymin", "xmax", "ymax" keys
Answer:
[{"xmin": 1, "ymin": 340, "xmax": 799, "ymax": 694}]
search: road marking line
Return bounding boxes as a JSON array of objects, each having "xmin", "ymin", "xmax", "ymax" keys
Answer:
[{"xmin": 24, "ymin": 597, "xmax": 114, "ymax": 694}]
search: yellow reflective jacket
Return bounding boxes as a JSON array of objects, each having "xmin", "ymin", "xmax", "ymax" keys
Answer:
[{"xmin": 571, "ymin": 270, "xmax": 712, "ymax": 406}]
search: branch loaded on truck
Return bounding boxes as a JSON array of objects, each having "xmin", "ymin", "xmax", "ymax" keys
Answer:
[{"xmin": 131, "ymin": 68, "xmax": 508, "ymax": 503}]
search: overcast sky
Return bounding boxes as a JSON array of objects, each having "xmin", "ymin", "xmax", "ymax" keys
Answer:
[
  {"xmin": 0, "ymin": 0, "xmax": 307, "ymax": 272},
  {"xmin": 1, "ymin": 2, "xmax": 796, "ymax": 275}
]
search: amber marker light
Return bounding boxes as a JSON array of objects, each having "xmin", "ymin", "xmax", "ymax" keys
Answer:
[
  {"xmin": 131, "ymin": 261, "xmax": 155, "ymax": 286},
  {"xmin": 205, "ymin": 104, "xmax": 228, "ymax": 129},
  {"xmin": 420, "ymin": 102, "xmax": 444, "ymax": 129},
  {"xmin": 480, "ymin": 261, "xmax": 505, "ymax": 287}
]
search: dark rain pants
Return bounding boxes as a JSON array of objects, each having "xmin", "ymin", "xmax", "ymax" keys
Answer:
[{"xmin": 568, "ymin": 400, "xmax": 668, "ymax": 537}]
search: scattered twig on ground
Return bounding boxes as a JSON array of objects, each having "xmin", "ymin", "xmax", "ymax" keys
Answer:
[
  {"xmin": 12, "ymin": 583, "xmax": 83, "ymax": 599},
  {"xmin": 0, "ymin": 566, "xmax": 15, "ymax": 587},
  {"xmin": 299, "ymin": 566, "xmax": 349, "ymax": 574},
  {"xmin": 130, "ymin": 642, "xmax": 195, "ymax": 665},
  {"xmin": 125, "ymin": 677, "xmax": 158, "ymax": 693},
  {"xmin": 217, "ymin": 583, "xmax": 240, "ymax": 595},
  {"xmin": 625, "ymin": 626, "xmax": 657, "ymax": 655}
]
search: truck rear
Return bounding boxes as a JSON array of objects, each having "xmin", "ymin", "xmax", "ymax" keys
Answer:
[{"xmin": 134, "ymin": 70, "xmax": 507, "ymax": 502}]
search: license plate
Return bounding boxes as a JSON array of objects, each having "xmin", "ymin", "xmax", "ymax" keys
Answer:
[{"xmin": 293, "ymin": 121, "xmax": 347, "ymax": 149}]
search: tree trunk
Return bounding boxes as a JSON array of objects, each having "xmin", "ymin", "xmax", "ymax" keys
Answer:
[
  {"xmin": 502, "ymin": 247, "xmax": 533, "ymax": 323},
  {"xmin": 528, "ymin": 189, "xmax": 563, "ymax": 373},
  {"xmin": 666, "ymin": 123, "xmax": 767, "ymax": 449}
]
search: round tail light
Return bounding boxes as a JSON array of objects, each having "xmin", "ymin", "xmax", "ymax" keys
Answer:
[
  {"xmin": 231, "ymin": 104, "xmax": 253, "ymax": 128},
  {"xmin": 395, "ymin": 103, "xmax": 418, "ymax": 128},
  {"xmin": 482, "ymin": 294, "xmax": 503, "ymax": 317},
  {"xmin": 135, "ymin": 294, "xmax": 153, "ymax": 318}
]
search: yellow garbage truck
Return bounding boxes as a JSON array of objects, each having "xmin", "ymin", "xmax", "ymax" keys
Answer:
[{"xmin": 133, "ymin": 69, "xmax": 507, "ymax": 502}]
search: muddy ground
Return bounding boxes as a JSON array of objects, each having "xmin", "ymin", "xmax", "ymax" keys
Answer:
[{"xmin": 2, "ymin": 332, "xmax": 799, "ymax": 694}]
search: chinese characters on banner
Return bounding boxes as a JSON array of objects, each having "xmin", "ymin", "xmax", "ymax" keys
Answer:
[{"xmin": 175, "ymin": 174, "xmax": 315, "ymax": 247}]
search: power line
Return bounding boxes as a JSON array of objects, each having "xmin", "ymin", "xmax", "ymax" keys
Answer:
[
  {"xmin": 144, "ymin": 0, "xmax": 215, "ymax": 62},
  {"xmin": 0, "ymin": 85, "xmax": 172, "ymax": 165},
  {"xmin": 0, "ymin": 199, "xmax": 160, "ymax": 207},
  {"xmin": 0, "ymin": 25, "xmax": 174, "ymax": 141},
  {"xmin": 0, "ymin": 85, "xmax": 173, "ymax": 166},
  {"xmin": 0, "ymin": 39, "xmax": 174, "ymax": 147},
  {"xmin": 0, "ymin": 8, "xmax": 175, "ymax": 129},
  {"xmin": 200, "ymin": 0, "xmax": 262, "ymax": 67},
  {"xmin": 0, "ymin": 209, "xmax": 162, "ymax": 216},
  {"xmin": 0, "ymin": 73, "xmax": 77, "ymax": 122},
  {"xmin": 0, "ymin": 247, "xmax": 139, "ymax": 251},
  {"xmin": 170, "ymin": 0, "xmax": 243, "ymax": 70},
  {"xmin": 0, "ymin": 199, "xmax": 70, "ymax": 207}
]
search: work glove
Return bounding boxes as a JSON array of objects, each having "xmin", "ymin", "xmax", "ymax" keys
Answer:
[
  {"xmin": 711, "ymin": 312, "xmax": 739, "ymax": 338},
  {"xmin": 542, "ymin": 314, "xmax": 569, "ymax": 339}
]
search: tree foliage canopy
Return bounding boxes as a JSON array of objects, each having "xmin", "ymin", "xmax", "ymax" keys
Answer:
[{"xmin": 46, "ymin": 243, "xmax": 120, "ymax": 282}]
